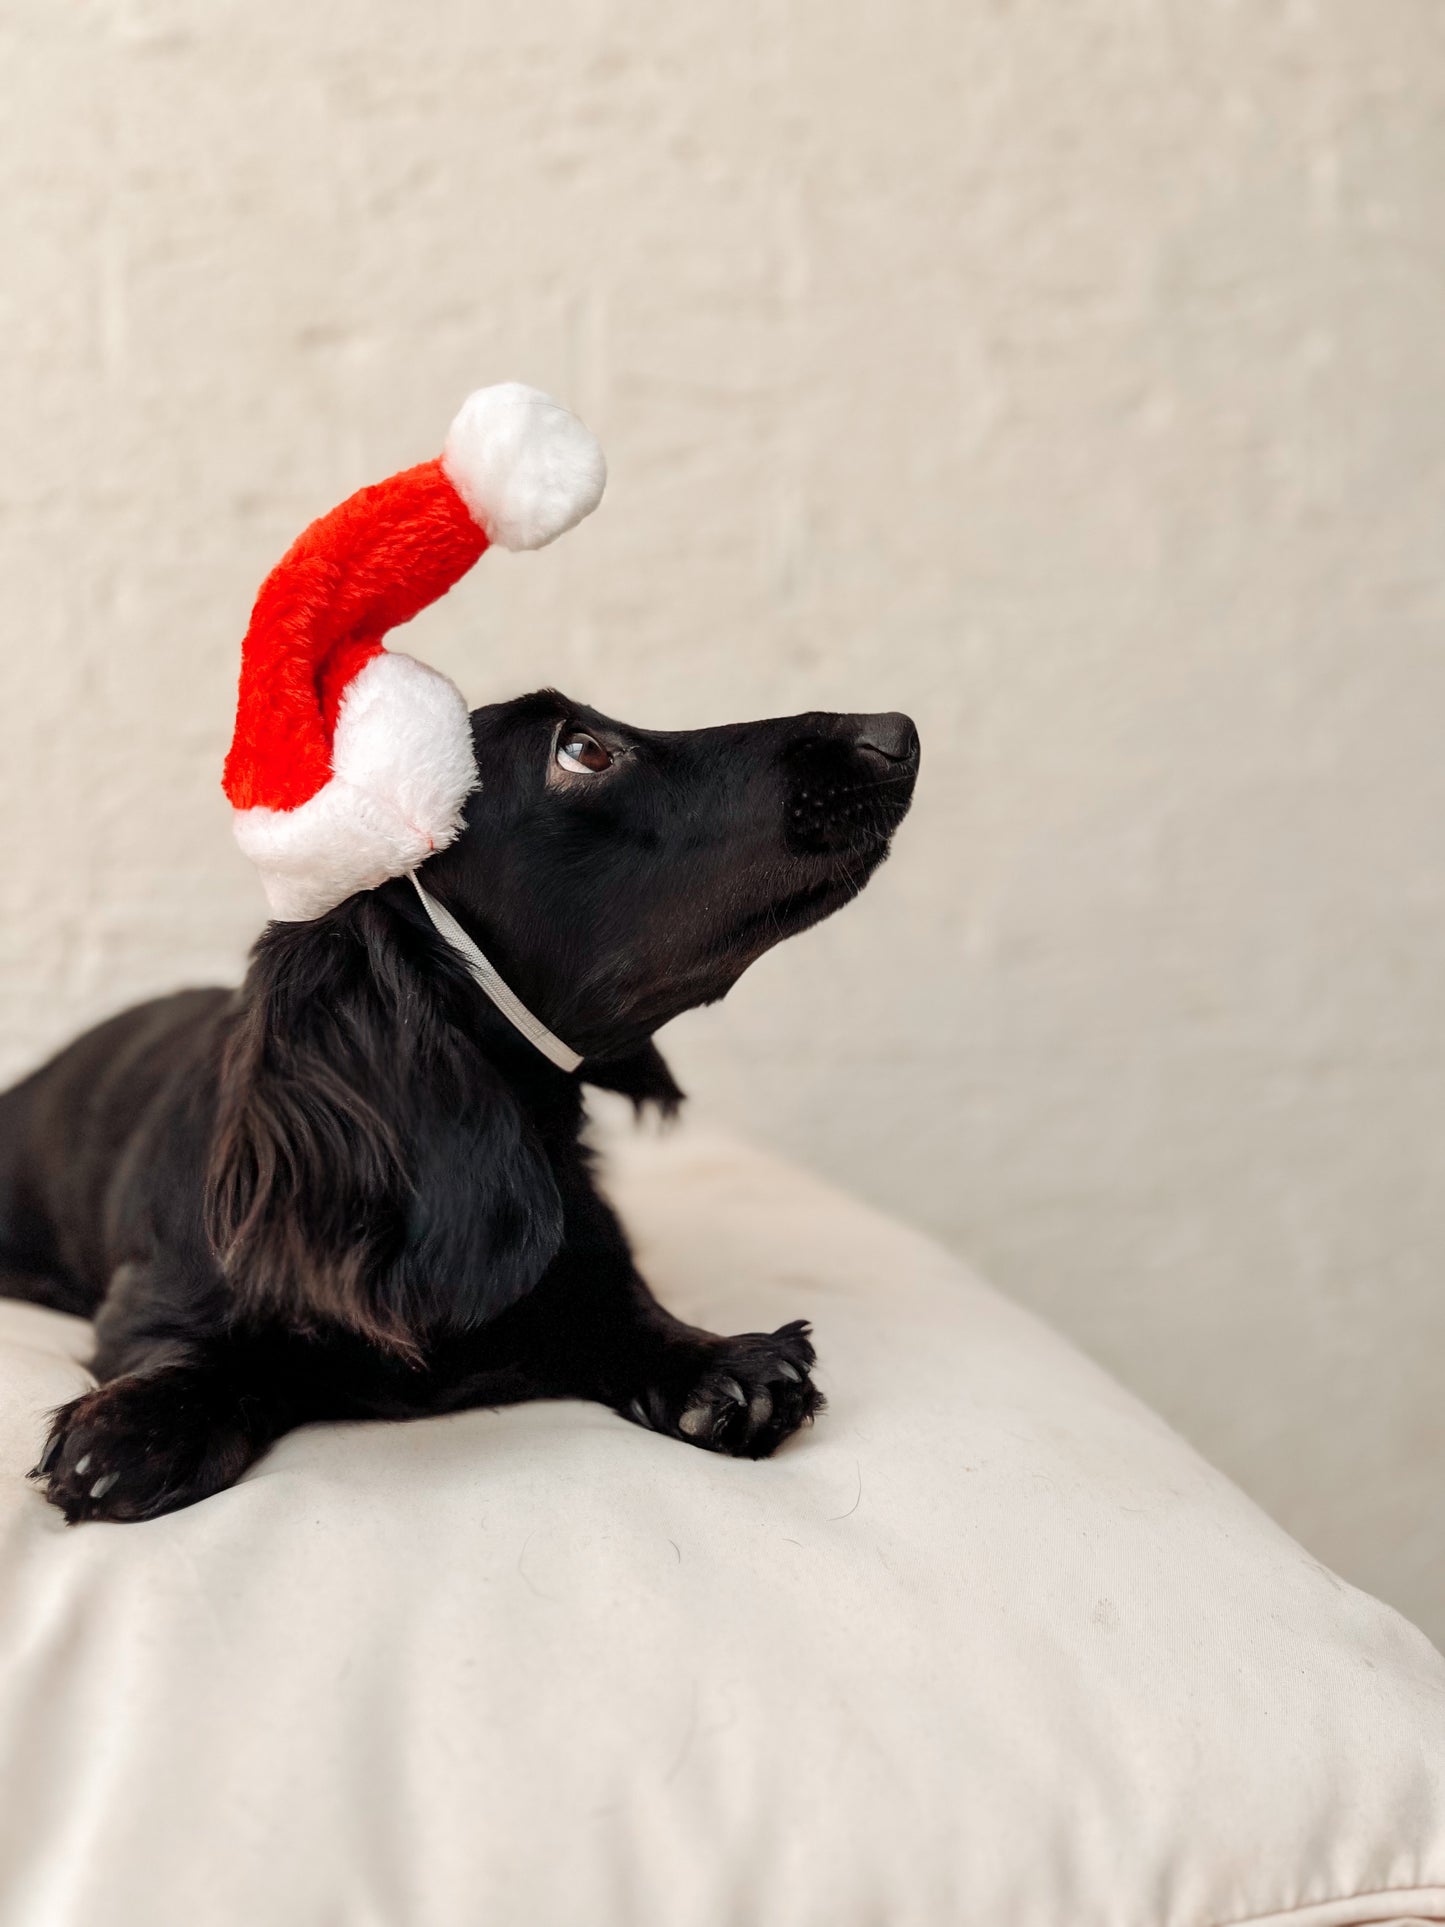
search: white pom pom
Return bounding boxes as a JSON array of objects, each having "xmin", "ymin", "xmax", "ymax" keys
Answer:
[{"xmin": 441, "ymin": 382, "xmax": 606, "ymax": 551}]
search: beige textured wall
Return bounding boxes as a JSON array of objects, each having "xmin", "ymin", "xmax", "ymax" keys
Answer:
[{"xmin": 1, "ymin": 2, "xmax": 1441, "ymax": 1641}]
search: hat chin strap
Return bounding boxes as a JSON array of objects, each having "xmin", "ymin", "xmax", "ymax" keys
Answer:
[{"xmin": 409, "ymin": 874, "xmax": 583, "ymax": 1075}]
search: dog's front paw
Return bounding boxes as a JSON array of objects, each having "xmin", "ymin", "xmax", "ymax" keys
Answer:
[
  {"xmin": 30, "ymin": 1371, "xmax": 254, "ymax": 1524},
  {"xmin": 628, "ymin": 1320, "xmax": 825, "ymax": 1459}
]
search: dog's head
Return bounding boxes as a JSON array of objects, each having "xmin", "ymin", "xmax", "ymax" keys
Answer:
[{"xmin": 419, "ymin": 691, "xmax": 920, "ymax": 1060}]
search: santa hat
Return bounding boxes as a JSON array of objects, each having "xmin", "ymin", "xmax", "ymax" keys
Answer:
[{"xmin": 222, "ymin": 383, "xmax": 606, "ymax": 921}]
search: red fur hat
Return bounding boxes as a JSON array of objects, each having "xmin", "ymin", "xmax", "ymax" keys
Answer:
[{"xmin": 222, "ymin": 383, "xmax": 606, "ymax": 920}]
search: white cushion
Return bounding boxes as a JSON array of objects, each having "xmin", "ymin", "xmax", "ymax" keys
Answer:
[{"xmin": 0, "ymin": 1124, "xmax": 1441, "ymax": 1927}]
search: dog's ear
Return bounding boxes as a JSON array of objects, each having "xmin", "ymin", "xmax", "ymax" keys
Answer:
[
  {"xmin": 204, "ymin": 915, "xmax": 563, "ymax": 1355},
  {"xmin": 582, "ymin": 1041, "xmax": 685, "ymax": 1120}
]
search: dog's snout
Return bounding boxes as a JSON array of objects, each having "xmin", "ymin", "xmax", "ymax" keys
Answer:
[{"xmin": 851, "ymin": 712, "xmax": 919, "ymax": 765}]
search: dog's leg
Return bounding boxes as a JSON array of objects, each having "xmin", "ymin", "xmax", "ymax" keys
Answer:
[
  {"xmin": 31, "ymin": 1260, "xmax": 310, "ymax": 1524},
  {"xmin": 0, "ymin": 1265, "xmax": 96, "ymax": 1317},
  {"xmin": 31, "ymin": 1353, "xmax": 281, "ymax": 1524},
  {"xmin": 609, "ymin": 1294, "xmax": 825, "ymax": 1461},
  {"xmin": 443, "ymin": 1191, "xmax": 826, "ymax": 1461}
]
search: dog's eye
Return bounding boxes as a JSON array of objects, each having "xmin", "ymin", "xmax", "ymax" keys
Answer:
[{"xmin": 556, "ymin": 732, "xmax": 614, "ymax": 775}]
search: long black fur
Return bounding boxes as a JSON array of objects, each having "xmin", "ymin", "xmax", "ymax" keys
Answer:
[{"xmin": 0, "ymin": 690, "xmax": 917, "ymax": 1521}]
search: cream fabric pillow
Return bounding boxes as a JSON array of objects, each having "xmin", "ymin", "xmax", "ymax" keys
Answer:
[{"xmin": 0, "ymin": 1122, "xmax": 1441, "ymax": 1927}]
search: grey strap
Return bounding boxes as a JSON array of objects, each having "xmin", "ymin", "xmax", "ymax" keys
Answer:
[{"xmin": 409, "ymin": 873, "xmax": 583, "ymax": 1074}]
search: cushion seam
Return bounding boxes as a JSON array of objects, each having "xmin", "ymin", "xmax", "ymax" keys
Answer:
[{"xmin": 1210, "ymin": 1881, "xmax": 1445, "ymax": 1927}]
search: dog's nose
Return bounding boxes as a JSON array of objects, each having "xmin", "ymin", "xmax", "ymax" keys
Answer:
[{"xmin": 851, "ymin": 712, "xmax": 919, "ymax": 764}]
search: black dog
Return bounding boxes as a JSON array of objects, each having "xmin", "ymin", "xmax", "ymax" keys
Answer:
[{"xmin": 0, "ymin": 691, "xmax": 917, "ymax": 1522}]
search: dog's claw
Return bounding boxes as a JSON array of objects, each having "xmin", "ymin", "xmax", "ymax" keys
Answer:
[
  {"xmin": 718, "ymin": 1376, "xmax": 747, "ymax": 1406},
  {"xmin": 776, "ymin": 1360, "xmax": 802, "ymax": 1382}
]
